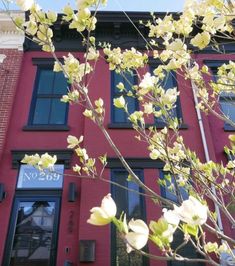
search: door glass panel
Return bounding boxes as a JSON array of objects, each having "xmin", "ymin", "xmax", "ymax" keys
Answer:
[{"xmin": 10, "ymin": 201, "xmax": 56, "ymax": 266}]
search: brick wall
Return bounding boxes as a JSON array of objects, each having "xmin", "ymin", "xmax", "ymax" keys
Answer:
[{"xmin": 0, "ymin": 49, "xmax": 23, "ymax": 160}]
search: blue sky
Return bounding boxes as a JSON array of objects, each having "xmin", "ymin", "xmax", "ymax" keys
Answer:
[{"xmin": 1, "ymin": 0, "xmax": 185, "ymax": 12}]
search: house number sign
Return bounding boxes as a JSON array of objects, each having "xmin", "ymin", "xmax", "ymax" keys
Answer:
[{"xmin": 17, "ymin": 164, "xmax": 64, "ymax": 189}]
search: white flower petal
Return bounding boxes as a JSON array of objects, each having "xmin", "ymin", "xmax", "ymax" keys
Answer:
[
  {"xmin": 163, "ymin": 208, "xmax": 180, "ymax": 226},
  {"xmin": 126, "ymin": 232, "xmax": 148, "ymax": 251},
  {"xmin": 128, "ymin": 219, "xmax": 149, "ymax": 235},
  {"xmin": 101, "ymin": 193, "xmax": 117, "ymax": 217}
]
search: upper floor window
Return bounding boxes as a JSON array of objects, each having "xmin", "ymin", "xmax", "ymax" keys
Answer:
[
  {"xmin": 149, "ymin": 65, "xmax": 182, "ymax": 126},
  {"xmin": 111, "ymin": 169, "xmax": 148, "ymax": 266},
  {"xmin": 206, "ymin": 60, "xmax": 235, "ymax": 131},
  {"xmin": 110, "ymin": 71, "xmax": 138, "ymax": 126},
  {"xmin": 28, "ymin": 65, "xmax": 69, "ymax": 129},
  {"xmin": 159, "ymin": 171, "xmax": 188, "ymax": 203}
]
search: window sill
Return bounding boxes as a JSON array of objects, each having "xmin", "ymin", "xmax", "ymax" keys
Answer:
[
  {"xmin": 23, "ymin": 125, "xmax": 70, "ymax": 131},
  {"xmin": 108, "ymin": 123, "xmax": 188, "ymax": 130},
  {"xmin": 108, "ymin": 123, "xmax": 134, "ymax": 129},
  {"xmin": 224, "ymin": 124, "xmax": 235, "ymax": 131}
]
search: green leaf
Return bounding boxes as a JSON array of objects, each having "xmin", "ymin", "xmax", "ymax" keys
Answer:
[{"xmin": 182, "ymin": 224, "xmax": 198, "ymax": 237}]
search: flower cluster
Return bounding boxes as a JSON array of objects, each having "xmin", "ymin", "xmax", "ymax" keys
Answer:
[
  {"xmin": 88, "ymin": 194, "xmax": 208, "ymax": 253},
  {"xmin": 21, "ymin": 153, "xmax": 57, "ymax": 170},
  {"xmin": 103, "ymin": 46, "xmax": 148, "ymax": 71},
  {"xmin": 67, "ymin": 135, "xmax": 96, "ymax": 176},
  {"xmin": 15, "ymin": 1, "xmax": 56, "ymax": 52},
  {"xmin": 54, "ymin": 53, "xmax": 92, "ymax": 84}
]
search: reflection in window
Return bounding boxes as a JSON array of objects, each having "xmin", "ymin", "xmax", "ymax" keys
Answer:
[
  {"xmin": 10, "ymin": 201, "xmax": 56, "ymax": 266},
  {"xmin": 159, "ymin": 172, "xmax": 204, "ymax": 266},
  {"xmin": 159, "ymin": 171, "xmax": 188, "ymax": 203},
  {"xmin": 29, "ymin": 68, "xmax": 68, "ymax": 125},
  {"xmin": 149, "ymin": 66, "xmax": 181, "ymax": 124},
  {"xmin": 111, "ymin": 169, "xmax": 148, "ymax": 266},
  {"xmin": 207, "ymin": 61, "xmax": 235, "ymax": 129},
  {"xmin": 111, "ymin": 71, "xmax": 138, "ymax": 123},
  {"xmin": 219, "ymin": 92, "xmax": 235, "ymax": 123}
]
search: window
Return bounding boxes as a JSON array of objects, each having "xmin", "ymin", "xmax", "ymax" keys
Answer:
[
  {"xmin": 28, "ymin": 66, "xmax": 69, "ymax": 129},
  {"xmin": 111, "ymin": 71, "xmax": 138, "ymax": 126},
  {"xmin": 206, "ymin": 60, "xmax": 235, "ymax": 131},
  {"xmin": 149, "ymin": 65, "xmax": 182, "ymax": 126},
  {"xmin": 159, "ymin": 171, "xmax": 204, "ymax": 266},
  {"xmin": 111, "ymin": 169, "xmax": 148, "ymax": 266},
  {"xmin": 159, "ymin": 171, "xmax": 188, "ymax": 203},
  {"xmin": 220, "ymin": 92, "xmax": 235, "ymax": 128}
]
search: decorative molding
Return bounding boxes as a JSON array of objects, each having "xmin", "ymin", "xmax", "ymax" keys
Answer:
[
  {"xmin": 11, "ymin": 149, "xmax": 73, "ymax": 169},
  {"xmin": 0, "ymin": 11, "xmax": 25, "ymax": 50}
]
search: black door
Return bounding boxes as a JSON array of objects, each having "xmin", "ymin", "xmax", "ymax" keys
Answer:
[{"xmin": 3, "ymin": 196, "xmax": 60, "ymax": 266}]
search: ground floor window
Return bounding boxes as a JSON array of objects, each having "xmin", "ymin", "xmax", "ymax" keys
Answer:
[{"xmin": 111, "ymin": 169, "xmax": 148, "ymax": 266}]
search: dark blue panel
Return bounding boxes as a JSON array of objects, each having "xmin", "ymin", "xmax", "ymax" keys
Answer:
[
  {"xmin": 50, "ymin": 99, "xmax": 67, "ymax": 125},
  {"xmin": 53, "ymin": 72, "xmax": 68, "ymax": 94},
  {"xmin": 37, "ymin": 69, "xmax": 54, "ymax": 94},
  {"xmin": 33, "ymin": 98, "xmax": 50, "ymax": 124},
  {"xmin": 111, "ymin": 71, "xmax": 138, "ymax": 123},
  {"xmin": 220, "ymin": 100, "xmax": 235, "ymax": 122},
  {"xmin": 160, "ymin": 171, "xmax": 188, "ymax": 203}
]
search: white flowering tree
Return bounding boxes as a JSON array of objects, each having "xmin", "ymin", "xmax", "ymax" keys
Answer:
[{"xmin": 3, "ymin": 0, "xmax": 235, "ymax": 265}]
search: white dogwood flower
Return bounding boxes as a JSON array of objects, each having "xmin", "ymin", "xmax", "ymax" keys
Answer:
[
  {"xmin": 87, "ymin": 194, "xmax": 117, "ymax": 226},
  {"xmin": 125, "ymin": 219, "xmax": 149, "ymax": 253},
  {"xmin": 174, "ymin": 196, "xmax": 208, "ymax": 226}
]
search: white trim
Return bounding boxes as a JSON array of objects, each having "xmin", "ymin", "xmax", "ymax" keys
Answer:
[{"xmin": 0, "ymin": 11, "xmax": 24, "ymax": 50}]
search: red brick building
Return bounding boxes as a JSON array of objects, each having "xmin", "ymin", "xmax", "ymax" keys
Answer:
[{"xmin": 0, "ymin": 11, "xmax": 234, "ymax": 266}]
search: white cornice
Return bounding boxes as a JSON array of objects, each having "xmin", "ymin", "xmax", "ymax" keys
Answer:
[{"xmin": 0, "ymin": 11, "xmax": 25, "ymax": 50}]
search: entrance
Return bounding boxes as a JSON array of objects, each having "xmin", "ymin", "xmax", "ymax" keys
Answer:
[{"xmin": 3, "ymin": 196, "xmax": 60, "ymax": 266}]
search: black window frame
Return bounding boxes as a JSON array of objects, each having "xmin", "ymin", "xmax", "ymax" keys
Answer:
[{"xmin": 23, "ymin": 58, "xmax": 70, "ymax": 131}]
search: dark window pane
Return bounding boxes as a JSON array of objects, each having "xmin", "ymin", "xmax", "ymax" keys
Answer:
[
  {"xmin": 128, "ymin": 181, "xmax": 141, "ymax": 218},
  {"xmin": 53, "ymin": 72, "xmax": 68, "ymax": 94},
  {"xmin": 111, "ymin": 170, "xmax": 128, "ymax": 215},
  {"xmin": 160, "ymin": 172, "xmax": 188, "ymax": 203},
  {"xmin": 50, "ymin": 99, "xmax": 67, "ymax": 125},
  {"xmin": 112, "ymin": 71, "xmax": 138, "ymax": 123},
  {"xmin": 30, "ymin": 68, "xmax": 69, "ymax": 126},
  {"xmin": 168, "ymin": 230, "xmax": 204, "ymax": 266},
  {"xmin": 37, "ymin": 70, "xmax": 54, "ymax": 94},
  {"xmin": 10, "ymin": 201, "xmax": 56, "ymax": 266},
  {"xmin": 111, "ymin": 169, "xmax": 147, "ymax": 266},
  {"xmin": 149, "ymin": 66, "xmax": 180, "ymax": 123},
  {"xmin": 33, "ymin": 99, "xmax": 50, "ymax": 124},
  {"xmin": 161, "ymin": 72, "xmax": 176, "ymax": 90},
  {"xmin": 220, "ymin": 100, "xmax": 235, "ymax": 122},
  {"xmin": 113, "ymin": 71, "xmax": 135, "ymax": 94}
]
